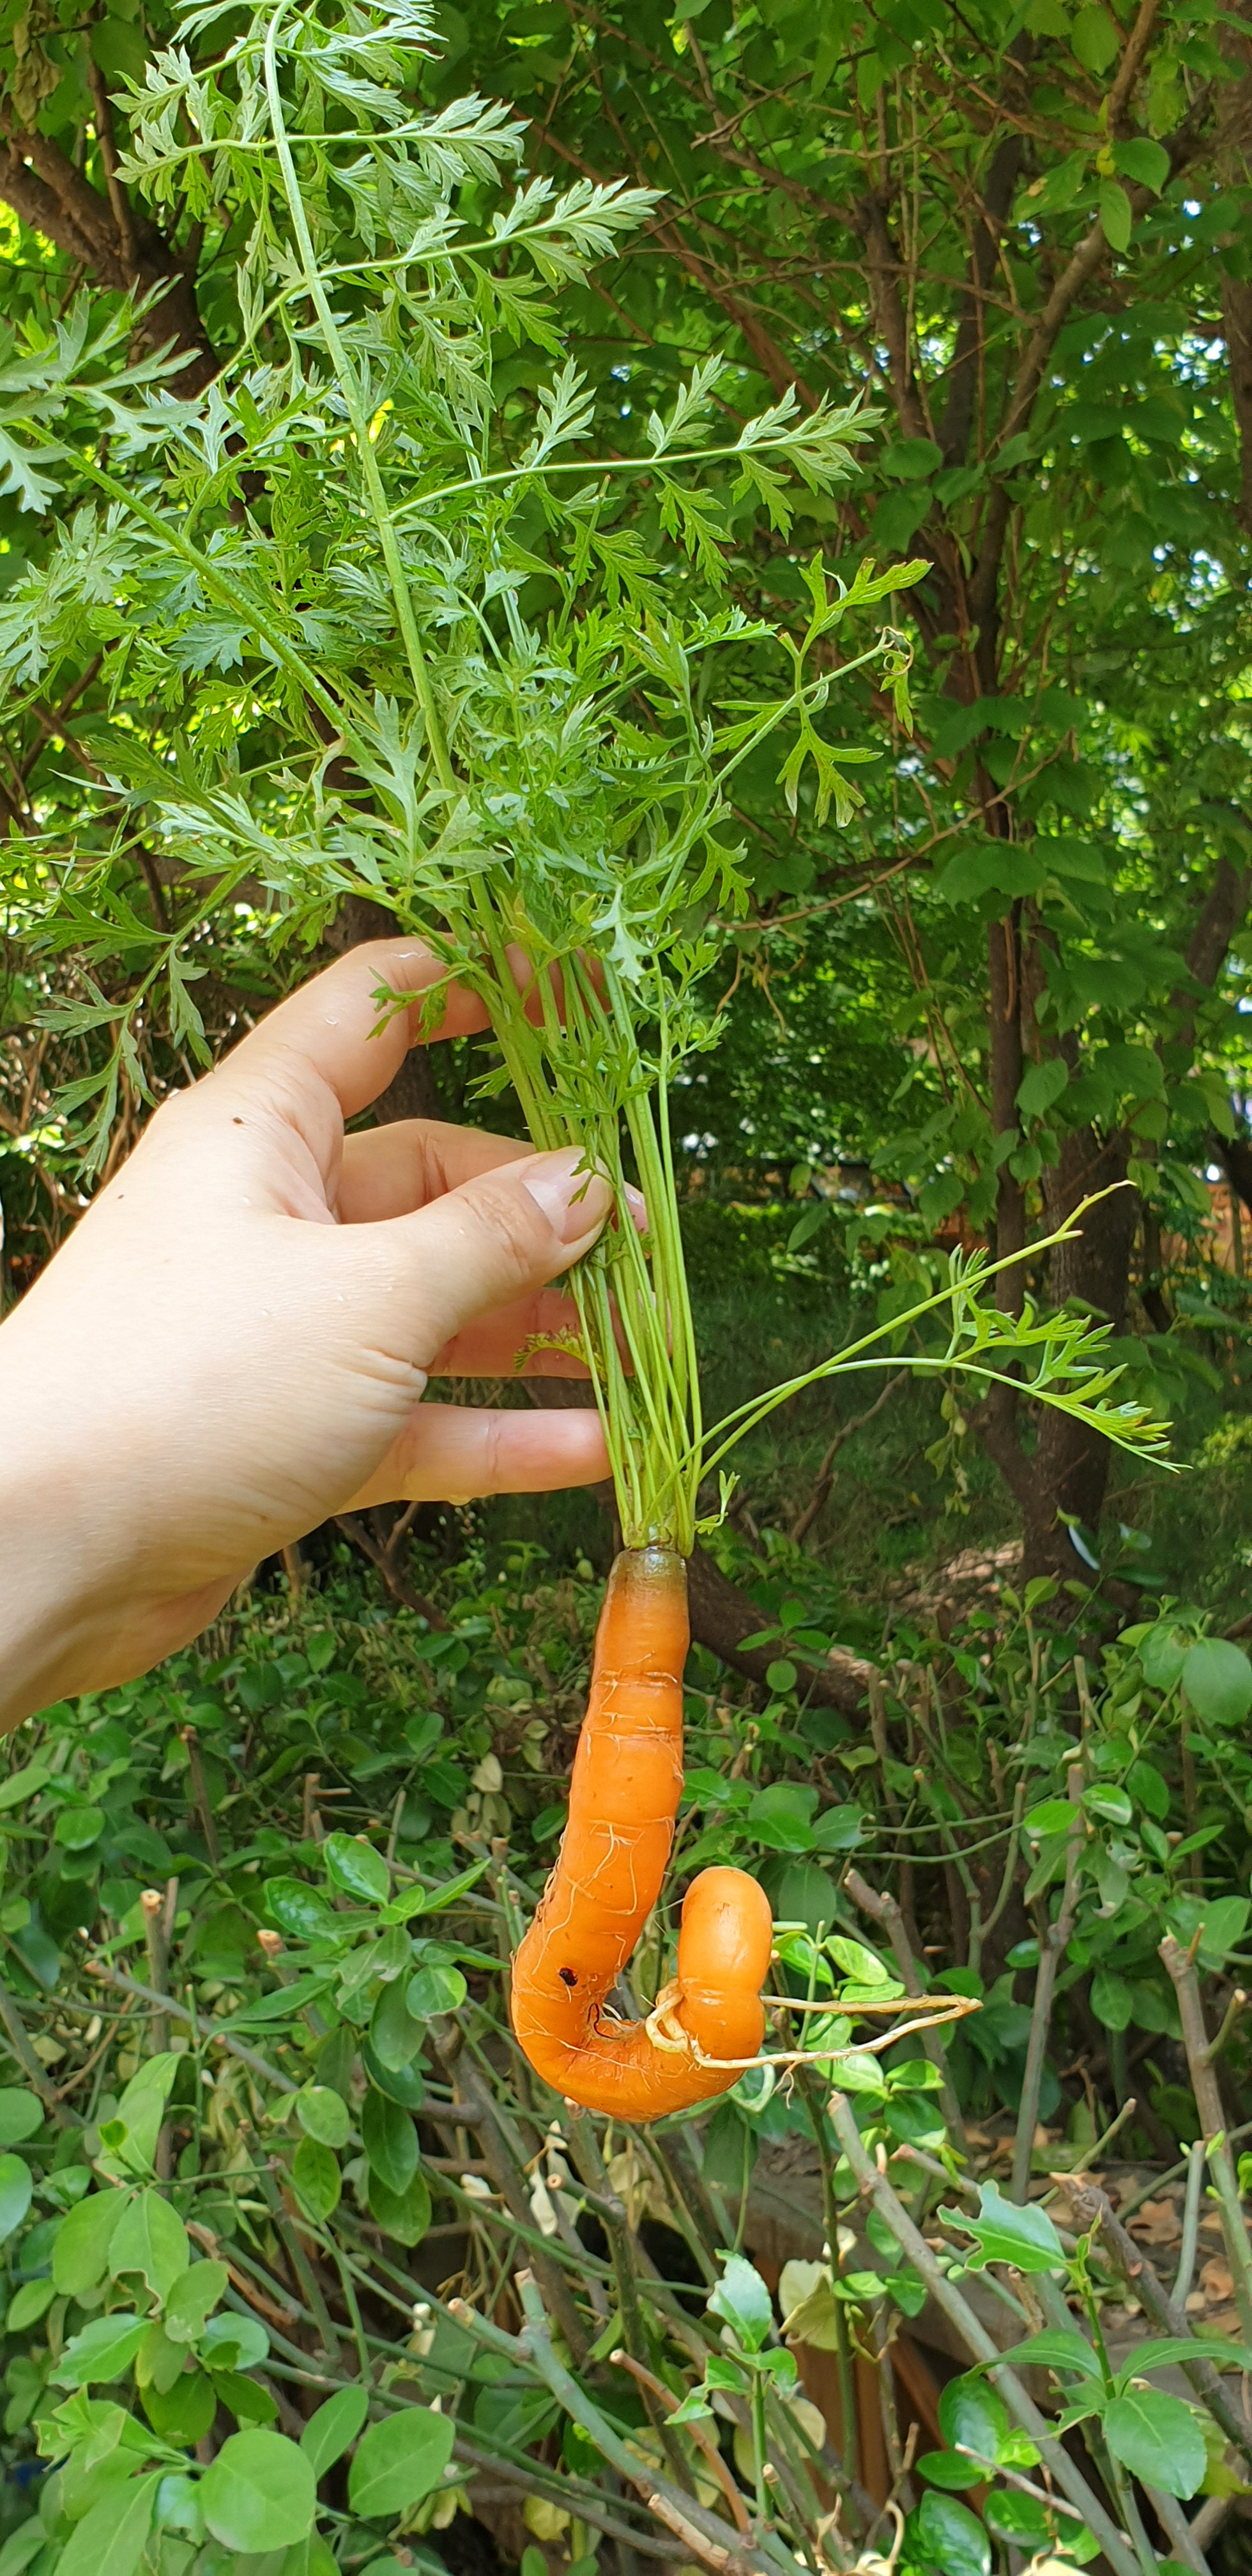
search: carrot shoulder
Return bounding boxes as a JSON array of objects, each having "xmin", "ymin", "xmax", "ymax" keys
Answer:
[{"xmin": 510, "ymin": 1545, "xmax": 772, "ymax": 2120}]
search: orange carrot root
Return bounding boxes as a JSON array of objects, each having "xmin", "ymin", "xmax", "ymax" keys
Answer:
[{"xmin": 510, "ymin": 1545, "xmax": 773, "ymax": 2120}]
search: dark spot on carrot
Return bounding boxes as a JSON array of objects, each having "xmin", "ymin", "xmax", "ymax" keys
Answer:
[{"xmin": 558, "ymin": 1966, "xmax": 577, "ymax": 1988}]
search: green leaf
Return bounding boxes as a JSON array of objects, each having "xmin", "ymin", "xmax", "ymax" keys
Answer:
[
  {"xmin": 1025, "ymin": 1798, "xmax": 1076, "ymax": 1837},
  {"xmin": 1017, "ymin": 1057, "xmax": 1069, "ymax": 1120},
  {"xmin": 1090, "ymin": 1968, "xmax": 1133, "ymax": 2032},
  {"xmin": 52, "ymin": 2186, "xmax": 128, "ymax": 2296},
  {"xmin": 280, "ymin": 2542, "xmax": 340, "ymax": 2576},
  {"xmin": 708, "ymin": 2252, "xmax": 773, "ymax": 2351},
  {"xmin": 109, "ymin": 2189, "xmax": 190, "ymax": 2301},
  {"xmin": 102, "ymin": 2054, "xmax": 181, "ymax": 2175},
  {"xmin": 944, "ymin": 2181, "xmax": 1066, "ymax": 2274},
  {"xmin": 826, "ymin": 1936, "xmax": 893, "ymax": 1988},
  {"xmin": 995, "ymin": 2328, "xmax": 1102, "ymax": 2380},
  {"xmin": 361, "ymin": 2042, "xmax": 425, "ymax": 2109},
  {"xmin": 199, "ymin": 2430, "xmax": 317, "ymax": 2551},
  {"xmin": 938, "ymin": 2373, "xmax": 1007, "ymax": 2464},
  {"xmin": 300, "ymin": 2383, "xmax": 370, "ymax": 2479},
  {"xmin": 202, "ymin": 2310, "xmax": 269, "ymax": 2371},
  {"xmin": 914, "ymin": 2490, "xmax": 991, "ymax": 2576},
  {"xmin": 0, "ymin": 2092, "xmax": 42, "ymax": 2147},
  {"xmin": 370, "ymin": 1981, "xmax": 427, "ymax": 2069},
  {"xmin": 0, "ymin": 1768, "xmax": 50, "ymax": 1820},
  {"xmin": 829, "ymin": 2050, "xmax": 887, "ymax": 2097},
  {"xmin": 1182, "ymin": 1639, "xmax": 1252, "ymax": 1726},
  {"xmin": 0, "ymin": 2522, "xmax": 43, "ymax": 2576},
  {"xmin": 985, "ymin": 2492, "xmax": 1055, "ymax": 2549},
  {"xmin": 361, "ymin": 2089, "xmax": 418, "ymax": 2196},
  {"xmin": 1104, "ymin": 2388, "xmax": 1205, "ymax": 2498},
  {"xmin": 1072, "ymin": 4, "xmax": 1119, "ymax": 74},
  {"xmin": 324, "ymin": 1833, "xmax": 390, "ymax": 1906},
  {"xmin": 0, "ymin": 2154, "xmax": 33, "ymax": 2246},
  {"xmin": 347, "ymin": 2404, "xmax": 457, "ymax": 2519},
  {"xmin": 164, "ymin": 2260, "xmax": 229, "ymax": 2346},
  {"xmin": 264, "ymin": 1878, "xmax": 340, "ymax": 1942},
  {"xmin": 293, "ymin": 2136, "xmax": 341, "ymax": 2223},
  {"xmin": 811, "ymin": 1805, "xmax": 865, "ymax": 1853},
  {"xmin": 6, "ymin": 2280, "xmax": 55, "ymax": 2331},
  {"xmin": 1124, "ymin": 2336, "xmax": 1252, "ymax": 2378},
  {"xmin": 366, "ymin": 2167, "xmax": 431, "ymax": 2245},
  {"xmin": 1113, "ymin": 137, "xmax": 1170, "ymax": 193},
  {"xmin": 144, "ymin": 2366, "xmax": 217, "ymax": 2445},
  {"xmin": 56, "ymin": 2474, "xmax": 160, "ymax": 2576},
  {"xmin": 52, "ymin": 2312, "xmax": 148, "ymax": 2387},
  {"xmin": 54, "ymin": 1806, "xmax": 105, "ymax": 1850},
  {"xmin": 917, "ymin": 2451, "xmax": 982, "ymax": 2490},
  {"xmin": 1099, "ymin": 180, "xmax": 1132, "ymax": 252},
  {"xmin": 296, "ymin": 2086, "xmax": 352, "ymax": 2150},
  {"xmin": 211, "ymin": 2366, "xmax": 280, "ymax": 2425},
  {"xmin": 1083, "ymin": 1784, "xmax": 1132, "ymax": 1826},
  {"xmin": 405, "ymin": 1963, "xmax": 466, "ymax": 2017}
]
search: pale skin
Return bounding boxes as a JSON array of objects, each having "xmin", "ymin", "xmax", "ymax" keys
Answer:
[{"xmin": 0, "ymin": 939, "xmax": 619, "ymax": 1733}]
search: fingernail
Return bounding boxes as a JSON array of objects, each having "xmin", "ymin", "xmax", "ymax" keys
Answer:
[
  {"xmin": 623, "ymin": 1183, "xmax": 648, "ymax": 1231},
  {"xmin": 522, "ymin": 1149, "xmax": 613, "ymax": 1245}
]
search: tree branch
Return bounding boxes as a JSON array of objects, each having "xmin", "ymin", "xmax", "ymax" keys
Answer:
[
  {"xmin": 88, "ymin": 56, "xmax": 138, "ymax": 277},
  {"xmin": 940, "ymin": 127, "xmax": 1025, "ymax": 468},
  {"xmin": 0, "ymin": 110, "xmax": 216, "ymax": 390}
]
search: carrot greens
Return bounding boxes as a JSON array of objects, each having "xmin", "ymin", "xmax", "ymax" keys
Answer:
[{"xmin": 2, "ymin": 0, "xmax": 1167, "ymax": 1550}]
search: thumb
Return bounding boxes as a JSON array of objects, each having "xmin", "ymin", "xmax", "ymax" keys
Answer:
[{"xmin": 356, "ymin": 1146, "xmax": 613, "ymax": 1366}]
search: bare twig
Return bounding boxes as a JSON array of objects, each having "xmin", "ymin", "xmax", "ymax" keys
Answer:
[
  {"xmin": 1011, "ymin": 1758, "xmax": 1083, "ymax": 2204},
  {"xmin": 1160, "ymin": 1932, "xmax": 1252, "ymax": 2342},
  {"xmin": 790, "ymin": 1371, "xmax": 907, "ymax": 1545},
  {"xmin": 1173, "ymin": 2139, "xmax": 1206, "ymax": 2305},
  {"xmin": 1065, "ymin": 2177, "xmax": 1252, "ymax": 2471},
  {"xmin": 845, "ymin": 1867, "xmax": 965, "ymax": 2147},
  {"xmin": 0, "ymin": 1980, "xmax": 70, "ymax": 2126},
  {"xmin": 826, "ymin": 2092, "xmax": 1141, "ymax": 2576},
  {"xmin": 613, "ymin": 2350, "xmax": 751, "ymax": 2536},
  {"xmin": 181, "ymin": 1726, "xmax": 220, "ymax": 1866}
]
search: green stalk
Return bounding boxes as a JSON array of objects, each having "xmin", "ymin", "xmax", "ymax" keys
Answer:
[{"xmin": 261, "ymin": 0, "xmax": 454, "ymax": 793}]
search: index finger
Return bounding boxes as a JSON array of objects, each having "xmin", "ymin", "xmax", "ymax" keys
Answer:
[{"xmin": 215, "ymin": 939, "xmax": 492, "ymax": 1123}]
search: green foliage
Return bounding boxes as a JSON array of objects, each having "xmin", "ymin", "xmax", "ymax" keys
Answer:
[{"xmin": 0, "ymin": 1551, "xmax": 1239, "ymax": 2564}]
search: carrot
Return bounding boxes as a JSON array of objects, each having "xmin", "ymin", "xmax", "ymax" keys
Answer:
[{"xmin": 510, "ymin": 1544, "xmax": 773, "ymax": 2119}]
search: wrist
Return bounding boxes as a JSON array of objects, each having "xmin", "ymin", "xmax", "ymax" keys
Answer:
[{"xmin": 0, "ymin": 1427, "xmax": 100, "ymax": 1731}]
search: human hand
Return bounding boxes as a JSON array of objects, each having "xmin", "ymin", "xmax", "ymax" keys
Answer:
[{"xmin": 0, "ymin": 940, "xmax": 614, "ymax": 1727}]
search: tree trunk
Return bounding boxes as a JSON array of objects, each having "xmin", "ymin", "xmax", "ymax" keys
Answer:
[
  {"xmin": 1021, "ymin": 1126, "xmax": 1136, "ymax": 1584},
  {"xmin": 328, "ymin": 893, "xmax": 445, "ymax": 1123}
]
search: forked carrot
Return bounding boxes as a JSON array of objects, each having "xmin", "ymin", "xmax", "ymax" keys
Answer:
[{"xmin": 510, "ymin": 1545, "xmax": 773, "ymax": 2119}]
